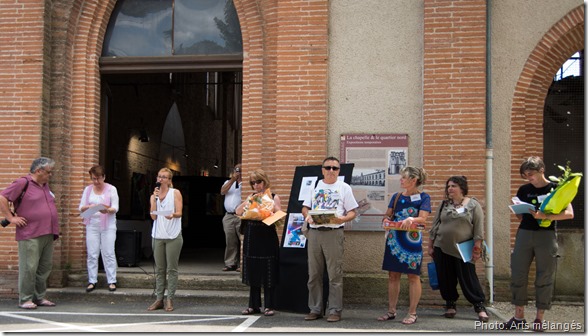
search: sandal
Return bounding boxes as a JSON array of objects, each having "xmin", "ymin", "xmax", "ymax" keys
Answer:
[
  {"xmin": 377, "ymin": 311, "xmax": 396, "ymax": 321},
  {"xmin": 401, "ymin": 313, "xmax": 418, "ymax": 325},
  {"xmin": 108, "ymin": 283, "xmax": 117, "ymax": 292},
  {"xmin": 222, "ymin": 265, "xmax": 237, "ymax": 271},
  {"xmin": 165, "ymin": 299, "xmax": 174, "ymax": 312},
  {"xmin": 241, "ymin": 307, "xmax": 260, "ymax": 315},
  {"xmin": 444, "ymin": 301, "xmax": 456, "ymax": 318},
  {"xmin": 478, "ymin": 311, "xmax": 489, "ymax": 322},
  {"xmin": 18, "ymin": 301, "xmax": 37, "ymax": 309},
  {"xmin": 34, "ymin": 299, "xmax": 56, "ymax": 307},
  {"xmin": 86, "ymin": 283, "xmax": 96, "ymax": 293},
  {"xmin": 147, "ymin": 299, "xmax": 164, "ymax": 311},
  {"xmin": 474, "ymin": 303, "xmax": 489, "ymax": 322},
  {"xmin": 264, "ymin": 308, "xmax": 275, "ymax": 316}
]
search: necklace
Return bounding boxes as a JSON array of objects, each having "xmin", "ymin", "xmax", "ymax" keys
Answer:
[{"xmin": 449, "ymin": 198, "xmax": 463, "ymax": 208}]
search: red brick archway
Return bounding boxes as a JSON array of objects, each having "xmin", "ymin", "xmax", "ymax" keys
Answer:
[
  {"xmin": 65, "ymin": 0, "xmax": 329, "ymax": 271},
  {"xmin": 509, "ymin": 5, "xmax": 585, "ymax": 246}
]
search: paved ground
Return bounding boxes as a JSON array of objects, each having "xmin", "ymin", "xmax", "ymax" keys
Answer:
[{"xmin": 0, "ymin": 296, "xmax": 583, "ymax": 333}]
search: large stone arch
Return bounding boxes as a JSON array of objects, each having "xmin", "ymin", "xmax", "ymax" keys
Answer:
[{"xmin": 509, "ymin": 5, "xmax": 584, "ymax": 245}]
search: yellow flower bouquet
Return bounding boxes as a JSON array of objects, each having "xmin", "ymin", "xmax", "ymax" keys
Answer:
[{"xmin": 539, "ymin": 162, "xmax": 582, "ymax": 227}]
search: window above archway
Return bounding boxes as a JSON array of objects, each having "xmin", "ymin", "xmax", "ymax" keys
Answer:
[{"xmin": 102, "ymin": 0, "xmax": 242, "ymax": 57}]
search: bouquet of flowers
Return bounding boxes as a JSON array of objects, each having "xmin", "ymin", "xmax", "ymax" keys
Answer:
[
  {"xmin": 240, "ymin": 188, "xmax": 274, "ymax": 221},
  {"xmin": 539, "ymin": 162, "xmax": 582, "ymax": 227}
]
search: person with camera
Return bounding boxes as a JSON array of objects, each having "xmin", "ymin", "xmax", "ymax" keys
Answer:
[
  {"xmin": 78, "ymin": 165, "xmax": 119, "ymax": 293},
  {"xmin": 0, "ymin": 157, "xmax": 59, "ymax": 309},
  {"xmin": 220, "ymin": 163, "xmax": 242, "ymax": 272}
]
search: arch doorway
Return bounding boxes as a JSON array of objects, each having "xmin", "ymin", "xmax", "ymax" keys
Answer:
[{"xmin": 99, "ymin": 0, "xmax": 242, "ymax": 268}]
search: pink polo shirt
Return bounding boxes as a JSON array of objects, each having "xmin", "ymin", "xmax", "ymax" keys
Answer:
[{"xmin": 1, "ymin": 175, "xmax": 59, "ymax": 241}]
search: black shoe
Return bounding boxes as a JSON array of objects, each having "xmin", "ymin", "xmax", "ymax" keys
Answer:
[
  {"xmin": 500, "ymin": 316, "xmax": 528, "ymax": 330},
  {"xmin": 86, "ymin": 283, "xmax": 96, "ymax": 293}
]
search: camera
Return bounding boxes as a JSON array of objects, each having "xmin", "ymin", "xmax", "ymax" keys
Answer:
[
  {"xmin": 1, "ymin": 218, "xmax": 10, "ymax": 227},
  {"xmin": 235, "ymin": 167, "xmax": 240, "ymax": 172}
]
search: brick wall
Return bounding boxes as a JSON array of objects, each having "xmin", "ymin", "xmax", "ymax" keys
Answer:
[
  {"xmin": 0, "ymin": 0, "xmax": 583, "ymax": 301},
  {"xmin": 235, "ymin": 0, "xmax": 329, "ymax": 204},
  {"xmin": 422, "ymin": 0, "xmax": 488, "ymax": 283},
  {"xmin": 0, "ymin": 0, "xmax": 47, "ymax": 297}
]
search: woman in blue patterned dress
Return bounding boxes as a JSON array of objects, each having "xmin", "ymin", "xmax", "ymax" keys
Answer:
[{"xmin": 377, "ymin": 166, "xmax": 431, "ymax": 325}]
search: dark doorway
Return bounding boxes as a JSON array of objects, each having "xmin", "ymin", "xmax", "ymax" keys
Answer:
[{"xmin": 100, "ymin": 71, "xmax": 242, "ymax": 260}]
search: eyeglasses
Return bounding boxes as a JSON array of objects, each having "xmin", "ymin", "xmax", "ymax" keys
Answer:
[
  {"xmin": 43, "ymin": 169, "xmax": 53, "ymax": 175},
  {"xmin": 157, "ymin": 175, "xmax": 170, "ymax": 179},
  {"xmin": 322, "ymin": 166, "xmax": 340, "ymax": 171},
  {"xmin": 250, "ymin": 180, "xmax": 263, "ymax": 186}
]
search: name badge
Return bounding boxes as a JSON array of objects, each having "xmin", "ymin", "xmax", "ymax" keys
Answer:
[
  {"xmin": 410, "ymin": 194, "xmax": 421, "ymax": 202},
  {"xmin": 537, "ymin": 194, "xmax": 548, "ymax": 203},
  {"xmin": 456, "ymin": 207, "xmax": 465, "ymax": 214}
]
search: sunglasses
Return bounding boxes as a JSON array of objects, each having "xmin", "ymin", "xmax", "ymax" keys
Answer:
[
  {"xmin": 250, "ymin": 180, "xmax": 264, "ymax": 186},
  {"xmin": 322, "ymin": 166, "xmax": 340, "ymax": 171}
]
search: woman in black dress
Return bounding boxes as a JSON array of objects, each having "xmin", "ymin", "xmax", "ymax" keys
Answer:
[{"xmin": 235, "ymin": 169, "xmax": 282, "ymax": 316}]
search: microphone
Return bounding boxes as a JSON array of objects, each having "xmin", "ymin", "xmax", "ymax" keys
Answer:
[{"xmin": 155, "ymin": 182, "xmax": 161, "ymax": 202}]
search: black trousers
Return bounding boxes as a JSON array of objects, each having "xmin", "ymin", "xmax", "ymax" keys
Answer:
[
  {"xmin": 433, "ymin": 247, "xmax": 485, "ymax": 306},
  {"xmin": 248, "ymin": 284, "xmax": 275, "ymax": 310}
]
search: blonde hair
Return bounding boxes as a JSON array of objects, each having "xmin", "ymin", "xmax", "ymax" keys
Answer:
[
  {"xmin": 159, "ymin": 168, "xmax": 174, "ymax": 188},
  {"xmin": 400, "ymin": 166, "xmax": 427, "ymax": 187}
]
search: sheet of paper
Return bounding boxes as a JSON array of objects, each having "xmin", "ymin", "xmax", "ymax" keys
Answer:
[
  {"xmin": 81, "ymin": 204, "xmax": 107, "ymax": 219},
  {"xmin": 298, "ymin": 176, "xmax": 318, "ymax": 201},
  {"xmin": 262, "ymin": 210, "xmax": 287, "ymax": 225},
  {"xmin": 151, "ymin": 210, "xmax": 173, "ymax": 216}
]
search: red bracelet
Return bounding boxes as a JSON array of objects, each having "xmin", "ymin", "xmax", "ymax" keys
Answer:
[{"xmin": 473, "ymin": 246, "xmax": 482, "ymax": 252}]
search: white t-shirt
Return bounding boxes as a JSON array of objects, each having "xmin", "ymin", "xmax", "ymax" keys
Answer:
[
  {"xmin": 222, "ymin": 180, "xmax": 242, "ymax": 213},
  {"xmin": 302, "ymin": 179, "xmax": 359, "ymax": 229},
  {"xmin": 152, "ymin": 188, "xmax": 182, "ymax": 239}
]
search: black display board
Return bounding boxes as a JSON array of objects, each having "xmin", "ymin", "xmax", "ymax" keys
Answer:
[{"xmin": 275, "ymin": 163, "xmax": 354, "ymax": 313}]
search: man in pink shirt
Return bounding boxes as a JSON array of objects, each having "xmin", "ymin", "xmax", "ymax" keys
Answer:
[{"xmin": 0, "ymin": 157, "xmax": 59, "ymax": 309}]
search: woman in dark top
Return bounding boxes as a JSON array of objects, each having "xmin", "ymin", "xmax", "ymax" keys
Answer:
[
  {"xmin": 235, "ymin": 169, "xmax": 282, "ymax": 317},
  {"xmin": 501, "ymin": 157, "xmax": 573, "ymax": 331}
]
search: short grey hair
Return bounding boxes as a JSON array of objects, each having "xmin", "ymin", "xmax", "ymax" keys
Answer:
[{"xmin": 30, "ymin": 157, "xmax": 55, "ymax": 173}]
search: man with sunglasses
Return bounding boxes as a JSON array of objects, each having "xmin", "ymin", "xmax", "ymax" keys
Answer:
[{"xmin": 302, "ymin": 157, "xmax": 358, "ymax": 322}]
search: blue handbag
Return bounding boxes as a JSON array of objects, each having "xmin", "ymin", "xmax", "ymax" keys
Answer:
[{"xmin": 428, "ymin": 262, "xmax": 439, "ymax": 290}]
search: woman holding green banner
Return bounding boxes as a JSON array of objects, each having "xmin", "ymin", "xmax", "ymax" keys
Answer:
[{"xmin": 502, "ymin": 156, "xmax": 575, "ymax": 332}]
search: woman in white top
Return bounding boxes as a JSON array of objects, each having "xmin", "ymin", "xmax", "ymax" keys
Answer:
[
  {"xmin": 147, "ymin": 168, "xmax": 183, "ymax": 312},
  {"xmin": 79, "ymin": 165, "xmax": 119, "ymax": 293}
]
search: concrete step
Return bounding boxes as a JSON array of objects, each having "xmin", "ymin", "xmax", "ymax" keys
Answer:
[
  {"xmin": 62, "ymin": 268, "xmax": 581, "ymax": 309},
  {"xmin": 67, "ymin": 272, "xmax": 246, "ymax": 291},
  {"xmin": 46, "ymin": 286, "xmax": 250, "ymax": 306}
]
